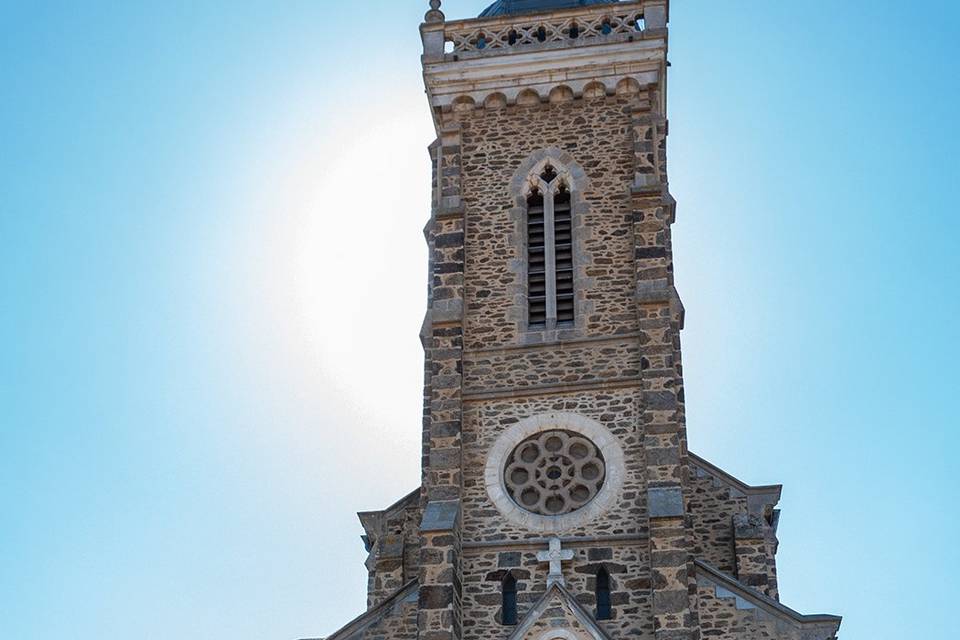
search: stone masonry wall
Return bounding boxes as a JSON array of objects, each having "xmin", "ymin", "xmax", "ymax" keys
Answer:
[
  {"xmin": 453, "ymin": 95, "xmax": 644, "ymax": 351},
  {"xmin": 367, "ymin": 501, "xmax": 423, "ymax": 608},
  {"xmin": 364, "ymin": 494, "xmax": 423, "ymax": 609},
  {"xmin": 462, "ymin": 389, "xmax": 647, "ymax": 542},
  {"xmin": 696, "ymin": 581, "xmax": 835, "ymax": 640},
  {"xmin": 462, "ymin": 542, "xmax": 653, "ymax": 640},
  {"xmin": 687, "ymin": 471, "xmax": 747, "ymax": 576},
  {"xmin": 517, "ymin": 598, "xmax": 593, "ymax": 640},
  {"xmin": 362, "ymin": 598, "xmax": 419, "ymax": 640},
  {"xmin": 463, "ymin": 340, "xmax": 642, "ymax": 396}
]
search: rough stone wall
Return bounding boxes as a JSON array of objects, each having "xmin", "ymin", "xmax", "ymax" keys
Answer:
[
  {"xmin": 419, "ymin": 121, "xmax": 467, "ymax": 640},
  {"xmin": 517, "ymin": 593, "xmax": 595, "ymax": 640},
  {"xmin": 446, "ymin": 89, "xmax": 682, "ymax": 640},
  {"xmin": 362, "ymin": 598, "xmax": 419, "ymax": 640},
  {"xmin": 463, "ymin": 340, "xmax": 642, "ymax": 395},
  {"xmin": 366, "ymin": 500, "xmax": 423, "ymax": 608},
  {"xmin": 733, "ymin": 514, "xmax": 779, "ymax": 601},
  {"xmin": 519, "ymin": 602, "xmax": 592, "ymax": 640},
  {"xmin": 687, "ymin": 471, "xmax": 747, "ymax": 576},
  {"xmin": 697, "ymin": 584, "xmax": 780, "ymax": 640},
  {"xmin": 453, "ymin": 95, "xmax": 643, "ymax": 351},
  {"xmin": 462, "ymin": 389, "xmax": 647, "ymax": 542},
  {"xmin": 419, "ymin": 526, "xmax": 462, "ymax": 640},
  {"xmin": 461, "ymin": 543, "xmax": 653, "ymax": 640}
]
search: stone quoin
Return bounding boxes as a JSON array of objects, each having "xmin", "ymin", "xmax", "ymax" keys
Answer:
[{"xmin": 313, "ymin": 2, "xmax": 842, "ymax": 640}]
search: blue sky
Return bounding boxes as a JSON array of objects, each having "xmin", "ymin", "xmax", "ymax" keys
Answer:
[{"xmin": 0, "ymin": 1, "xmax": 957, "ymax": 639}]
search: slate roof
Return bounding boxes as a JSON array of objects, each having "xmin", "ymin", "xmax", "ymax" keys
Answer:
[{"xmin": 480, "ymin": 0, "xmax": 619, "ymax": 18}]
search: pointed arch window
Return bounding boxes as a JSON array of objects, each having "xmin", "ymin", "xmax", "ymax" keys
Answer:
[
  {"xmin": 526, "ymin": 163, "xmax": 575, "ymax": 329},
  {"xmin": 501, "ymin": 572, "xmax": 518, "ymax": 625},
  {"xmin": 595, "ymin": 566, "xmax": 611, "ymax": 620}
]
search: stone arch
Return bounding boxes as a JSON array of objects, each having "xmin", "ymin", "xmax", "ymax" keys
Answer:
[
  {"xmin": 549, "ymin": 85, "xmax": 574, "ymax": 104},
  {"xmin": 484, "ymin": 92, "xmax": 508, "ymax": 110},
  {"xmin": 516, "ymin": 88, "xmax": 542, "ymax": 106},
  {"xmin": 615, "ymin": 77, "xmax": 641, "ymax": 96},
  {"xmin": 507, "ymin": 148, "xmax": 594, "ymax": 340},
  {"xmin": 451, "ymin": 95, "xmax": 476, "ymax": 113},
  {"xmin": 582, "ymin": 81, "xmax": 607, "ymax": 99}
]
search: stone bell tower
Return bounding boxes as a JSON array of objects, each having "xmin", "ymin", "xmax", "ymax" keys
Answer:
[{"xmin": 319, "ymin": 2, "xmax": 842, "ymax": 640}]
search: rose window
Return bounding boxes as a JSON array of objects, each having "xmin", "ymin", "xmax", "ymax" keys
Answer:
[{"xmin": 503, "ymin": 430, "xmax": 606, "ymax": 515}]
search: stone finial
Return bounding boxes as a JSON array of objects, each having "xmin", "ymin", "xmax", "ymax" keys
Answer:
[
  {"xmin": 425, "ymin": 0, "xmax": 444, "ymax": 23},
  {"xmin": 536, "ymin": 537, "xmax": 574, "ymax": 587}
]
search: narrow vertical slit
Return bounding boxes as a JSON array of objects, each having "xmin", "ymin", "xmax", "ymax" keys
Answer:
[
  {"xmin": 596, "ymin": 566, "xmax": 611, "ymax": 620},
  {"xmin": 527, "ymin": 190, "xmax": 547, "ymax": 327},
  {"xmin": 553, "ymin": 186, "xmax": 574, "ymax": 324},
  {"xmin": 502, "ymin": 573, "xmax": 517, "ymax": 625}
]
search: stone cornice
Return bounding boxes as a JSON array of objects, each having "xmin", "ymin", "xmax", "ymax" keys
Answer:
[
  {"xmin": 357, "ymin": 487, "xmax": 420, "ymax": 540},
  {"xmin": 423, "ymin": 37, "xmax": 664, "ymax": 110}
]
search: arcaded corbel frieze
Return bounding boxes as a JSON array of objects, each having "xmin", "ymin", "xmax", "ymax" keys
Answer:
[{"xmin": 424, "ymin": 38, "xmax": 663, "ymax": 109}]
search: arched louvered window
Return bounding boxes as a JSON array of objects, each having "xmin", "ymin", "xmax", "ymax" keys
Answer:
[
  {"xmin": 596, "ymin": 566, "xmax": 611, "ymax": 620},
  {"xmin": 501, "ymin": 573, "xmax": 518, "ymax": 625},
  {"xmin": 526, "ymin": 163, "xmax": 575, "ymax": 328}
]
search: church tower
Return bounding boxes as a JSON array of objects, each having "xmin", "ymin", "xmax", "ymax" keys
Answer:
[{"xmin": 324, "ymin": 2, "xmax": 841, "ymax": 640}]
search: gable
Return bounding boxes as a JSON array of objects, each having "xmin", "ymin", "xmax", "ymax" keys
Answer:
[{"xmin": 507, "ymin": 583, "xmax": 613, "ymax": 640}]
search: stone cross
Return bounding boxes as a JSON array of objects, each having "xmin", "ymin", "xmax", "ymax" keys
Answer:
[{"xmin": 536, "ymin": 537, "xmax": 574, "ymax": 587}]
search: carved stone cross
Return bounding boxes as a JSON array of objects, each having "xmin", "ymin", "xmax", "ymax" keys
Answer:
[{"xmin": 536, "ymin": 537, "xmax": 574, "ymax": 587}]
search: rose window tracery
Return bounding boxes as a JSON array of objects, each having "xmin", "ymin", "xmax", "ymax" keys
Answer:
[{"xmin": 503, "ymin": 430, "xmax": 606, "ymax": 515}]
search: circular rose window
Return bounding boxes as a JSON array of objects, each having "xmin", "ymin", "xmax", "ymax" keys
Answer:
[{"xmin": 503, "ymin": 429, "xmax": 606, "ymax": 515}]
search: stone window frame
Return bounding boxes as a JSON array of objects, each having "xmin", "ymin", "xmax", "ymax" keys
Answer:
[
  {"xmin": 484, "ymin": 412, "xmax": 625, "ymax": 533},
  {"xmin": 508, "ymin": 148, "xmax": 594, "ymax": 344}
]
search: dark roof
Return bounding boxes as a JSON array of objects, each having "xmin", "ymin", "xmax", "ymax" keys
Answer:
[{"xmin": 480, "ymin": 0, "xmax": 619, "ymax": 18}]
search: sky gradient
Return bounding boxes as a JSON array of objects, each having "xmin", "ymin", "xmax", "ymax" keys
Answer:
[{"xmin": 1, "ymin": 2, "xmax": 957, "ymax": 639}]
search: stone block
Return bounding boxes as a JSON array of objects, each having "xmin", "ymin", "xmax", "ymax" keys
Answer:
[
  {"xmin": 648, "ymin": 486, "xmax": 685, "ymax": 518},
  {"xmin": 420, "ymin": 500, "xmax": 460, "ymax": 532}
]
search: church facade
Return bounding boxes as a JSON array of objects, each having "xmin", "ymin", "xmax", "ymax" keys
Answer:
[{"xmin": 323, "ymin": 2, "xmax": 841, "ymax": 640}]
